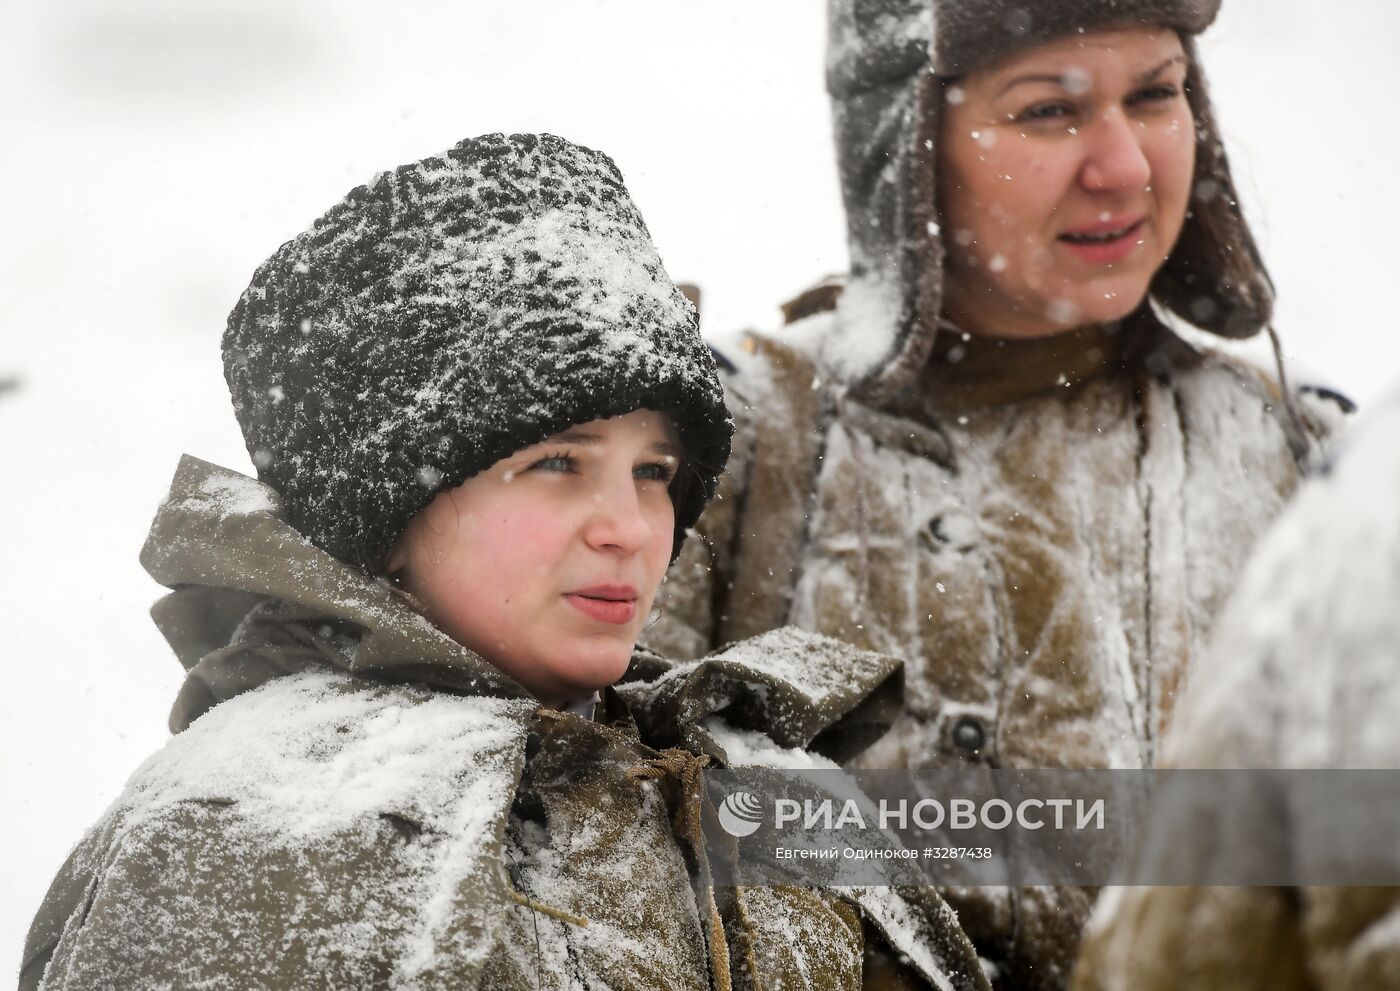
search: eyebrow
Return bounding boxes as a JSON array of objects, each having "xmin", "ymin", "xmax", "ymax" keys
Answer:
[
  {"xmin": 551, "ymin": 429, "xmax": 683, "ymax": 458},
  {"xmin": 996, "ymin": 73, "xmax": 1068, "ymax": 97},
  {"xmin": 1137, "ymin": 55, "xmax": 1188, "ymax": 85},
  {"xmin": 995, "ymin": 54, "xmax": 1188, "ymax": 98},
  {"xmin": 552, "ymin": 429, "xmax": 603, "ymax": 445}
]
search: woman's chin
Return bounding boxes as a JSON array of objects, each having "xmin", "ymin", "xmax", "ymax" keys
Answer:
[
  {"xmin": 548, "ymin": 639, "xmax": 635, "ymax": 699},
  {"xmin": 951, "ymin": 275, "xmax": 1154, "ymax": 337},
  {"xmin": 1049, "ymin": 282, "xmax": 1152, "ymax": 329}
]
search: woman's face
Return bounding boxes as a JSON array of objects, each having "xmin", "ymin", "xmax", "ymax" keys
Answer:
[
  {"xmin": 938, "ymin": 27, "xmax": 1196, "ymax": 338},
  {"xmin": 387, "ymin": 409, "xmax": 679, "ymax": 706}
]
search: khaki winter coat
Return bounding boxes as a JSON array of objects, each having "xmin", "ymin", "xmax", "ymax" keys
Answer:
[
  {"xmin": 1071, "ymin": 389, "xmax": 1400, "ymax": 991},
  {"xmin": 646, "ymin": 308, "xmax": 1348, "ymax": 989},
  {"xmin": 20, "ymin": 455, "xmax": 990, "ymax": 991}
]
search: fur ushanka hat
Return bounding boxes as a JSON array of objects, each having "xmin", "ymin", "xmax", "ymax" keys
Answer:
[
  {"xmin": 825, "ymin": 0, "xmax": 1273, "ymax": 400},
  {"xmin": 224, "ymin": 133, "xmax": 732, "ymax": 571}
]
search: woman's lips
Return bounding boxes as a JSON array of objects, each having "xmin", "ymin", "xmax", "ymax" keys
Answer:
[
  {"xmin": 1057, "ymin": 218, "xmax": 1147, "ymax": 265},
  {"xmin": 564, "ymin": 586, "xmax": 638, "ymax": 625}
]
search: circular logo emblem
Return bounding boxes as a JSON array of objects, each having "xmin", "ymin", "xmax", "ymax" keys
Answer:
[{"xmin": 718, "ymin": 791, "xmax": 765, "ymax": 838}]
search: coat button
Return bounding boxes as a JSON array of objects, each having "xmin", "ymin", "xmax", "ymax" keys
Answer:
[
  {"xmin": 923, "ymin": 512, "xmax": 979, "ymax": 552},
  {"xmin": 950, "ymin": 715, "xmax": 987, "ymax": 755}
]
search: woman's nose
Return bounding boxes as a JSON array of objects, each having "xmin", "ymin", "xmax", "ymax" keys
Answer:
[
  {"xmin": 582, "ymin": 478, "xmax": 654, "ymax": 554},
  {"xmin": 1079, "ymin": 108, "xmax": 1152, "ymax": 193}
]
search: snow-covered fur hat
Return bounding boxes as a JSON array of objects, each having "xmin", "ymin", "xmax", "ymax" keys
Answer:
[
  {"xmin": 825, "ymin": 0, "xmax": 1273, "ymax": 400},
  {"xmin": 224, "ymin": 133, "xmax": 732, "ymax": 571}
]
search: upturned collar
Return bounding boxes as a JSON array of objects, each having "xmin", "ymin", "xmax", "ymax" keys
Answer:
[{"xmin": 917, "ymin": 321, "xmax": 1127, "ymax": 411}]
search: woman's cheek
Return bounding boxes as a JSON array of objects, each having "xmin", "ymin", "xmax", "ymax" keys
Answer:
[
  {"xmin": 1157, "ymin": 130, "xmax": 1196, "ymax": 224},
  {"xmin": 633, "ymin": 503, "xmax": 673, "ymax": 594},
  {"xmin": 497, "ymin": 506, "xmax": 576, "ymax": 570}
]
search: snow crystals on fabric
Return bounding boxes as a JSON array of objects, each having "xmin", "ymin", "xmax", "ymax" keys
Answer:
[
  {"xmin": 707, "ymin": 626, "xmax": 886, "ymax": 705},
  {"xmin": 703, "ymin": 719, "xmax": 841, "ymax": 770},
  {"xmin": 486, "ymin": 780, "xmax": 708, "ymax": 990},
  {"xmin": 841, "ymin": 887, "xmax": 960, "ymax": 991},
  {"xmin": 1164, "ymin": 386, "xmax": 1400, "ymax": 770},
  {"xmin": 826, "ymin": 0, "xmax": 932, "ymax": 99},
  {"xmin": 89, "ymin": 671, "xmax": 533, "ymax": 982},
  {"xmin": 823, "ymin": 272, "xmax": 906, "ymax": 383},
  {"xmin": 174, "ymin": 466, "xmax": 280, "ymax": 519},
  {"xmin": 118, "ymin": 669, "xmax": 525, "ymax": 841},
  {"xmin": 619, "ymin": 625, "xmax": 898, "ymax": 757},
  {"xmin": 145, "ymin": 456, "xmax": 463, "ymax": 673}
]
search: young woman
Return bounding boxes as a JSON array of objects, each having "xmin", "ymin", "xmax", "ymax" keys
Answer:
[
  {"xmin": 19, "ymin": 134, "xmax": 988, "ymax": 991},
  {"xmin": 647, "ymin": 2, "xmax": 1353, "ymax": 988}
]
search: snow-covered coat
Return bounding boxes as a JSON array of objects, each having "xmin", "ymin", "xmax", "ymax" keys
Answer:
[
  {"xmin": 1071, "ymin": 387, "xmax": 1400, "ymax": 991},
  {"xmin": 20, "ymin": 456, "xmax": 989, "ymax": 991},
  {"xmin": 647, "ymin": 315, "xmax": 1345, "ymax": 990}
]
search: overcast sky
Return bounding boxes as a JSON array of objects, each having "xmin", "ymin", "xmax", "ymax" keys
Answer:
[{"xmin": 3, "ymin": 0, "xmax": 1399, "ymax": 957}]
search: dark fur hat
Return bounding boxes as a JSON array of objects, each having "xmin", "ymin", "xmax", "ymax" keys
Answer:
[
  {"xmin": 928, "ymin": 0, "xmax": 1220, "ymax": 75},
  {"xmin": 825, "ymin": 0, "xmax": 1272, "ymax": 400},
  {"xmin": 224, "ymin": 133, "xmax": 732, "ymax": 571}
]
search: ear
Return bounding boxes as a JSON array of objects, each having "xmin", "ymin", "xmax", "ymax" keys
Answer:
[{"xmin": 384, "ymin": 535, "xmax": 409, "ymax": 578}]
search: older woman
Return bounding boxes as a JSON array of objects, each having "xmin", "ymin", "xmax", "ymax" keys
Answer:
[{"xmin": 646, "ymin": 0, "xmax": 1351, "ymax": 987}]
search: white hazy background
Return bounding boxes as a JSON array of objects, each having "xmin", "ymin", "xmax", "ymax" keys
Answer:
[{"xmin": 2, "ymin": 0, "xmax": 1398, "ymax": 957}]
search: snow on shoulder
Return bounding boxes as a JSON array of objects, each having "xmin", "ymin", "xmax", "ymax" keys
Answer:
[
  {"xmin": 115, "ymin": 670, "xmax": 532, "ymax": 839},
  {"xmin": 52, "ymin": 670, "xmax": 538, "ymax": 986}
]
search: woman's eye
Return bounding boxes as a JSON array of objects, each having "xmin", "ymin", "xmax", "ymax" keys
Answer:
[
  {"xmin": 634, "ymin": 460, "xmax": 677, "ymax": 484},
  {"xmin": 1127, "ymin": 84, "xmax": 1180, "ymax": 107},
  {"xmin": 1017, "ymin": 102, "xmax": 1074, "ymax": 124},
  {"xmin": 528, "ymin": 454, "xmax": 575, "ymax": 474}
]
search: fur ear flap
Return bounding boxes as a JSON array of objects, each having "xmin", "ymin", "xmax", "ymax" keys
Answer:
[{"xmin": 1150, "ymin": 38, "xmax": 1275, "ymax": 339}]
